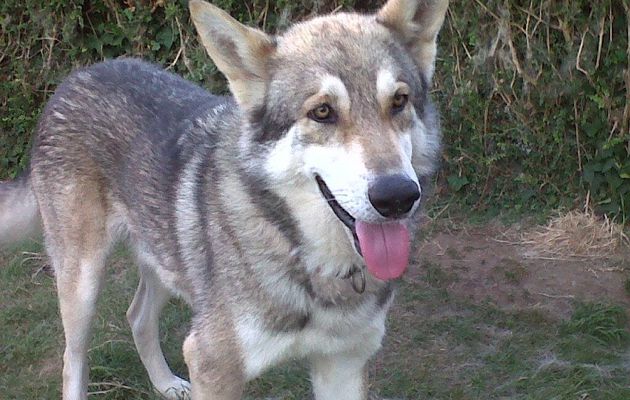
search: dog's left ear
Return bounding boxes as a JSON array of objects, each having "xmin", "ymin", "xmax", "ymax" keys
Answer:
[
  {"xmin": 377, "ymin": 0, "xmax": 449, "ymax": 82},
  {"xmin": 189, "ymin": 0, "xmax": 276, "ymax": 109}
]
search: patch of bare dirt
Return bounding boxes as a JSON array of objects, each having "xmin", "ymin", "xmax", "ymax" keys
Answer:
[{"xmin": 412, "ymin": 224, "xmax": 630, "ymax": 319}]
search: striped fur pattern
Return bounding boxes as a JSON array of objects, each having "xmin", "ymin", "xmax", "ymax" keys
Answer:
[{"xmin": 0, "ymin": 0, "xmax": 448, "ymax": 399}]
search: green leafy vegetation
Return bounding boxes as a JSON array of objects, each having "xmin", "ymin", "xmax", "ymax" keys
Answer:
[
  {"xmin": 1, "ymin": 1, "xmax": 628, "ymax": 221},
  {"xmin": 436, "ymin": 0, "xmax": 629, "ymax": 221}
]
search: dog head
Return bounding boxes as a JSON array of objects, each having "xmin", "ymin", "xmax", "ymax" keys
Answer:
[{"xmin": 191, "ymin": 0, "xmax": 448, "ymax": 280}]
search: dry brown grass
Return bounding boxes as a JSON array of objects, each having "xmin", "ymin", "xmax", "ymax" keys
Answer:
[{"xmin": 520, "ymin": 210, "xmax": 629, "ymax": 261}]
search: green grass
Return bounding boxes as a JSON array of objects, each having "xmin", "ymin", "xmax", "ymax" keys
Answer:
[
  {"xmin": 1, "ymin": 248, "xmax": 629, "ymax": 399},
  {"xmin": 561, "ymin": 302, "xmax": 630, "ymax": 346}
]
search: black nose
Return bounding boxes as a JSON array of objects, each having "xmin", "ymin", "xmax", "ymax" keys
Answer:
[{"xmin": 368, "ymin": 174, "xmax": 420, "ymax": 218}]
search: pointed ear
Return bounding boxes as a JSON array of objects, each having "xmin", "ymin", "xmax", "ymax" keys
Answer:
[
  {"xmin": 189, "ymin": 0, "xmax": 276, "ymax": 109},
  {"xmin": 377, "ymin": 0, "xmax": 449, "ymax": 81}
]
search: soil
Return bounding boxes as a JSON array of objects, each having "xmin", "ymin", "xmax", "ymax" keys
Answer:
[{"xmin": 411, "ymin": 223, "xmax": 630, "ymax": 319}]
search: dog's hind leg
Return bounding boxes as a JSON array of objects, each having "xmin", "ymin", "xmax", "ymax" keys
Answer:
[
  {"xmin": 127, "ymin": 266, "xmax": 191, "ymax": 399},
  {"xmin": 37, "ymin": 184, "xmax": 112, "ymax": 400},
  {"xmin": 56, "ymin": 252, "xmax": 107, "ymax": 400}
]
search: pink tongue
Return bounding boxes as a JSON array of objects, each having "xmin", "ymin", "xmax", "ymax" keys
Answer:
[{"xmin": 355, "ymin": 221, "xmax": 410, "ymax": 280}]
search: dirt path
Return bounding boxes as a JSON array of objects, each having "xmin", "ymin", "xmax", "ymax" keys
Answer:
[{"xmin": 413, "ymin": 224, "xmax": 630, "ymax": 319}]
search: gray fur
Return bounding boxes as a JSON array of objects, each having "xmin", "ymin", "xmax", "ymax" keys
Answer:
[
  {"xmin": 0, "ymin": 170, "xmax": 40, "ymax": 246},
  {"xmin": 0, "ymin": 0, "xmax": 449, "ymax": 398}
]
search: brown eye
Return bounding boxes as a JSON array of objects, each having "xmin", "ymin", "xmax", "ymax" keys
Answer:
[
  {"xmin": 308, "ymin": 104, "xmax": 336, "ymax": 123},
  {"xmin": 392, "ymin": 93, "xmax": 409, "ymax": 114}
]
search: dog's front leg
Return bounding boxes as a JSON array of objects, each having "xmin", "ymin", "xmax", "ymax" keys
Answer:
[
  {"xmin": 183, "ymin": 329, "xmax": 245, "ymax": 400},
  {"xmin": 310, "ymin": 353, "xmax": 370, "ymax": 400}
]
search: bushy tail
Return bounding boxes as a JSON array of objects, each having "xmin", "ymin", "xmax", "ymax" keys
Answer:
[{"xmin": 0, "ymin": 171, "xmax": 41, "ymax": 246}]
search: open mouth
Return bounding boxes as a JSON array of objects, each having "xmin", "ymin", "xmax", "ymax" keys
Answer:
[
  {"xmin": 314, "ymin": 175, "xmax": 411, "ymax": 281},
  {"xmin": 315, "ymin": 175, "xmax": 362, "ymax": 256}
]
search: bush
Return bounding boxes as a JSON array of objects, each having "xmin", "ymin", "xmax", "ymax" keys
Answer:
[
  {"xmin": 1, "ymin": 0, "xmax": 628, "ymax": 221},
  {"xmin": 436, "ymin": 0, "xmax": 629, "ymax": 221}
]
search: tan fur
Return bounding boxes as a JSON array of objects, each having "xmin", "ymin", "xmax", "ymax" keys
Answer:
[
  {"xmin": 377, "ymin": 0, "xmax": 449, "ymax": 80},
  {"xmin": 189, "ymin": 0, "xmax": 276, "ymax": 110},
  {"xmin": 0, "ymin": 1, "xmax": 448, "ymax": 399},
  {"xmin": 35, "ymin": 178, "xmax": 111, "ymax": 400},
  {"xmin": 184, "ymin": 316, "xmax": 245, "ymax": 399}
]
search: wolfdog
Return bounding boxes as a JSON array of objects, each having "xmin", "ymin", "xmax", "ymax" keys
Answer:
[{"xmin": 0, "ymin": 0, "xmax": 448, "ymax": 398}]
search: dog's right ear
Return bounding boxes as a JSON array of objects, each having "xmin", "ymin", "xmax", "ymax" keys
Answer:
[{"xmin": 189, "ymin": 0, "xmax": 276, "ymax": 109}]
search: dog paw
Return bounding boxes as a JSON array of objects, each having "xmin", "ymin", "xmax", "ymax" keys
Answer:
[{"xmin": 158, "ymin": 377, "xmax": 191, "ymax": 400}]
